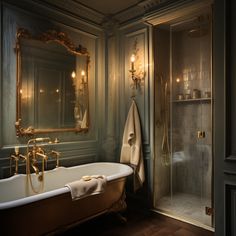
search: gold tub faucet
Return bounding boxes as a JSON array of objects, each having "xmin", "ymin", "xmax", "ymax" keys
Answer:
[
  {"xmin": 27, "ymin": 138, "xmax": 50, "ymax": 179},
  {"xmin": 9, "ymin": 137, "xmax": 60, "ymax": 178},
  {"xmin": 10, "ymin": 147, "xmax": 27, "ymax": 175}
]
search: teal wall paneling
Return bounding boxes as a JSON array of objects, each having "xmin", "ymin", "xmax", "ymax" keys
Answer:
[
  {"xmin": 0, "ymin": 1, "xmax": 106, "ymax": 178},
  {"xmin": 116, "ymin": 21, "xmax": 153, "ymax": 202}
]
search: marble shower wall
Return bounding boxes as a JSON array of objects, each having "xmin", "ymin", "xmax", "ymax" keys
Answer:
[
  {"xmin": 154, "ymin": 15, "xmax": 212, "ymax": 202},
  {"xmin": 171, "ymin": 20, "xmax": 212, "ymax": 199}
]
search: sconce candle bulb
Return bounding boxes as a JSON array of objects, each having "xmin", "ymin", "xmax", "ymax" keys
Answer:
[
  {"xmin": 129, "ymin": 53, "xmax": 144, "ymax": 89},
  {"xmin": 81, "ymin": 70, "xmax": 85, "ymax": 82},
  {"xmin": 71, "ymin": 71, "xmax": 76, "ymax": 79},
  {"xmin": 130, "ymin": 54, "xmax": 135, "ymax": 71}
]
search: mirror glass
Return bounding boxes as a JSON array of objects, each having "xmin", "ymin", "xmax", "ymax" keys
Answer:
[{"xmin": 15, "ymin": 29, "xmax": 89, "ymax": 136}]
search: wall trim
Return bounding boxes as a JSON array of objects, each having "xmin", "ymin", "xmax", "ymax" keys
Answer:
[
  {"xmin": 224, "ymin": 170, "xmax": 236, "ymax": 176},
  {"xmin": 2, "ymin": 0, "xmax": 104, "ymax": 32},
  {"xmin": 144, "ymin": 0, "xmax": 213, "ymax": 26}
]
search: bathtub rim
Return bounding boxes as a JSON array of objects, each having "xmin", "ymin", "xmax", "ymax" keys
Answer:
[{"xmin": 0, "ymin": 162, "xmax": 133, "ymax": 210}]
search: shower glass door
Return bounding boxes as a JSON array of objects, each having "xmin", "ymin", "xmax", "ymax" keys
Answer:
[{"xmin": 154, "ymin": 13, "xmax": 212, "ymax": 228}]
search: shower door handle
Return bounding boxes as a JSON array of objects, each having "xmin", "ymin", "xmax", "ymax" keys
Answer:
[{"xmin": 197, "ymin": 131, "xmax": 205, "ymax": 139}]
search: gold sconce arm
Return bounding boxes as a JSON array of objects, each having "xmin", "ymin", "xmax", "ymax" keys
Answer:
[{"xmin": 129, "ymin": 68, "xmax": 142, "ymax": 89}]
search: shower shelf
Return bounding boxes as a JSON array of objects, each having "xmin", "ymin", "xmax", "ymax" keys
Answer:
[{"xmin": 173, "ymin": 98, "xmax": 211, "ymax": 103}]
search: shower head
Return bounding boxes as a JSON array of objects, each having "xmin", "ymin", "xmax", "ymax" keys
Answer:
[
  {"xmin": 187, "ymin": 26, "xmax": 209, "ymax": 38},
  {"xmin": 187, "ymin": 14, "xmax": 210, "ymax": 38}
]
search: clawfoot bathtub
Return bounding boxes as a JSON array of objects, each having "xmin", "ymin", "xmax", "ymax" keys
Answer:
[{"xmin": 0, "ymin": 162, "xmax": 133, "ymax": 236}]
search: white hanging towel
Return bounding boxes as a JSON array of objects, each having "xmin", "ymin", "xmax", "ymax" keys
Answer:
[{"xmin": 120, "ymin": 100, "xmax": 145, "ymax": 191}]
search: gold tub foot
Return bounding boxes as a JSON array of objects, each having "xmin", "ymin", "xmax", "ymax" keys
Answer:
[
  {"xmin": 115, "ymin": 213, "xmax": 127, "ymax": 224},
  {"xmin": 108, "ymin": 191, "xmax": 127, "ymax": 213}
]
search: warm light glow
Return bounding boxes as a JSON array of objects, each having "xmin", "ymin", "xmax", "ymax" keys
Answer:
[
  {"xmin": 130, "ymin": 54, "xmax": 135, "ymax": 63},
  {"xmin": 81, "ymin": 70, "xmax": 85, "ymax": 76},
  {"xmin": 20, "ymin": 89, "xmax": 23, "ymax": 94},
  {"xmin": 176, "ymin": 78, "xmax": 180, "ymax": 83},
  {"xmin": 71, "ymin": 71, "xmax": 76, "ymax": 79},
  {"xmin": 56, "ymin": 89, "xmax": 59, "ymax": 93},
  {"xmin": 39, "ymin": 89, "xmax": 44, "ymax": 93}
]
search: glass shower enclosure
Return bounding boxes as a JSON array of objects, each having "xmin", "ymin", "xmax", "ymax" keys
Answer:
[{"xmin": 154, "ymin": 11, "xmax": 213, "ymax": 229}]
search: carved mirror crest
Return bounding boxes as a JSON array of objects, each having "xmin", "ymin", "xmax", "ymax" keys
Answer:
[{"xmin": 15, "ymin": 28, "xmax": 90, "ymax": 137}]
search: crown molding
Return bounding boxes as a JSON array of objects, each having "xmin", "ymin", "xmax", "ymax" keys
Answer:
[
  {"xmin": 144, "ymin": 0, "xmax": 213, "ymax": 26},
  {"xmin": 113, "ymin": 0, "xmax": 170, "ymax": 25},
  {"xmin": 40, "ymin": 0, "xmax": 106, "ymax": 26},
  {"xmin": 3, "ymin": 0, "xmax": 205, "ymax": 32},
  {"xmin": 33, "ymin": 0, "xmax": 168, "ymax": 27},
  {"xmin": 138, "ymin": 0, "xmax": 163, "ymax": 11},
  {"xmin": 2, "ymin": 0, "xmax": 106, "ymax": 29}
]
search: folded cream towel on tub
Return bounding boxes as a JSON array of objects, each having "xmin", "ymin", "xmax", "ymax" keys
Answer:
[{"xmin": 65, "ymin": 175, "xmax": 107, "ymax": 200}]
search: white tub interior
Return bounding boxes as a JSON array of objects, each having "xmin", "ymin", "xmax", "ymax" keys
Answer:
[{"xmin": 0, "ymin": 162, "xmax": 133, "ymax": 210}]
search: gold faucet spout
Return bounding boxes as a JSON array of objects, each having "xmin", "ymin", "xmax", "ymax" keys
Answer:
[
  {"xmin": 19, "ymin": 154, "xmax": 27, "ymax": 161},
  {"xmin": 36, "ymin": 152, "xmax": 47, "ymax": 160},
  {"xmin": 31, "ymin": 161, "xmax": 39, "ymax": 175}
]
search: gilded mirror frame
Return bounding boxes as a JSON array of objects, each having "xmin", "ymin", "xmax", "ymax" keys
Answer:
[{"xmin": 15, "ymin": 28, "xmax": 90, "ymax": 137}]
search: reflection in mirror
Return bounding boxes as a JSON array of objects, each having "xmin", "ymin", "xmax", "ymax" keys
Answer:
[{"xmin": 15, "ymin": 28, "xmax": 90, "ymax": 136}]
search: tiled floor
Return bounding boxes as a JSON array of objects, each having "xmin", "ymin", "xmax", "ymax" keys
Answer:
[{"xmin": 156, "ymin": 193, "xmax": 212, "ymax": 227}]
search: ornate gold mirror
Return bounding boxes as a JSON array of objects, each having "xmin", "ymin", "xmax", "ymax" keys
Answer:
[{"xmin": 15, "ymin": 28, "xmax": 90, "ymax": 137}]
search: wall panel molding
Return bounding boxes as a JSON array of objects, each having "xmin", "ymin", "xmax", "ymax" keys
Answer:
[
  {"xmin": 3, "ymin": 0, "xmax": 104, "ymax": 31},
  {"xmin": 144, "ymin": 0, "xmax": 213, "ymax": 26},
  {"xmin": 225, "ymin": 0, "xmax": 236, "ymax": 162},
  {"xmin": 224, "ymin": 171, "xmax": 236, "ymax": 176},
  {"xmin": 123, "ymin": 26, "xmax": 150, "ymax": 146},
  {"xmin": 214, "ymin": 0, "xmax": 236, "ymax": 235},
  {"xmin": 0, "ymin": 2, "xmax": 2, "ymax": 148},
  {"xmin": 0, "ymin": 1, "xmax": 106, "ymax": 179},
  {"xmin": 225, "ymin": 183, "xmax": 236, "ymax": 236}
]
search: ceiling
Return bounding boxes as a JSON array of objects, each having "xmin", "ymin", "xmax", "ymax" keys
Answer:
[{"xmin": 75, "ymin": 0, "xmax": 145, "ymax": 15}]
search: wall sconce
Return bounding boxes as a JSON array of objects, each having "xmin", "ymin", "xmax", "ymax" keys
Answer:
[
  {"xmin": 129, "ymin": 54, "xmax": 143, "ymax": 89},
  {"xmin": 81, "ymin": 70, "xmax": 87, "ymax": 85},
  {"xmin": 71, "ymin": 70, "xmax": 87, "ymax": 95}
]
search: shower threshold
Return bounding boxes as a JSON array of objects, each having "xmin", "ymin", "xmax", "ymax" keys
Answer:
[{"xmin": 154, "ymin": 193, "xmax": 214, "ymax": 231}]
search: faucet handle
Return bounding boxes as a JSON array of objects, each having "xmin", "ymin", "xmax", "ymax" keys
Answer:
[
  {"xmin": 10, "ymin": 153, "xmax": 19, "ymax": 175},
  {"xmin": 48, "ymin": 138, "xmax": 59, "ymax": 144},
  {"xmin": 14, "ymin": 146, "xmax": 19, "ymax": 155},
  {"xmin": 50, "ymin": 150, "xmax": 60, "ymax": 168},
  {"xmin": 54, "ymin": 138, "xmax": 59, "ymax": 143}
]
